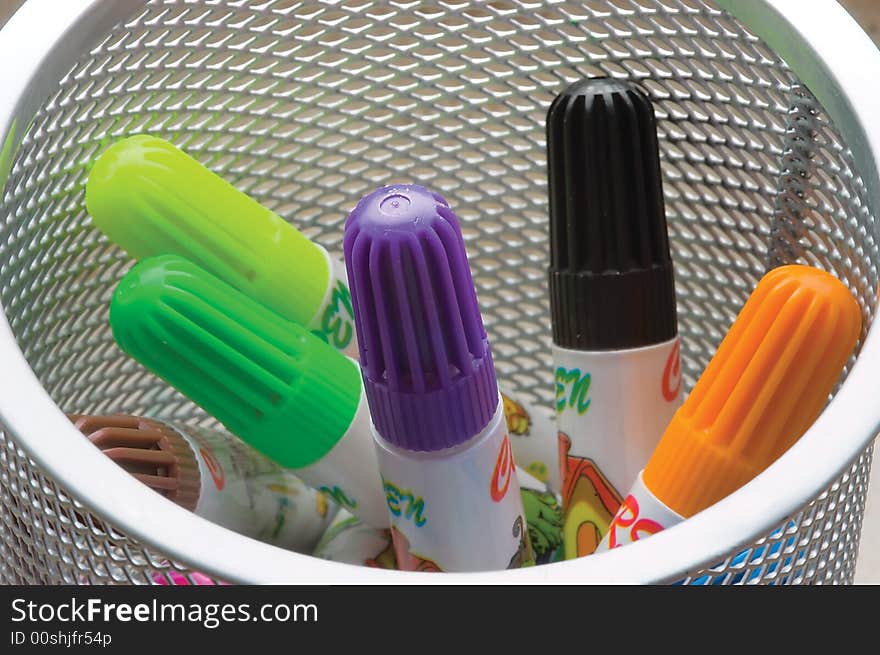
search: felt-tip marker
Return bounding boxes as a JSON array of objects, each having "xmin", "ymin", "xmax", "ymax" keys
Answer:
[
  {"xmin": 345, "ymin": 185, "xmax": 533, "ymax": 572},
  {"xmin": 72, "ymin": 413, "xmax": 336, "ymax": 553},
  {"xmin": 109, "ymin": 255, "xmax": 389, "ymax": 528},
  {"xmin": 598, "ymin": 265, "xmax": 862, "ymax": 550},
  {"xmin": 547, "ymin": 78, "xmax": 681, "ymax": 558}
]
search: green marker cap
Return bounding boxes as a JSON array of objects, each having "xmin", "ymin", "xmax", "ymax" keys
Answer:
[
  {"xmin": 87, "ymin": 135, "xmax": 331, "ymax": 328},
  {"xmin": 109, "ymin": 254, "xmax": 362, "ymax": 470}
]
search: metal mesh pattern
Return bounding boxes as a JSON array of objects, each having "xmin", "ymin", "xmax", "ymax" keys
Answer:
[
  {"xmin": 0, "ymin": 428, "xmax": 216, "ymax": 585},
  {"xmin": 677, "ymin": 445, "xmax": 874, "ymax": 585},
  {"xmin": 0, "ymin": 0, "xmax": 877, "ymax": 584}
]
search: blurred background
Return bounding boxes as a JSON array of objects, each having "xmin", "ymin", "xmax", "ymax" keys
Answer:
[{"xmin": 0, "ymin": 0, "xmax": 877, "ymax": 583}]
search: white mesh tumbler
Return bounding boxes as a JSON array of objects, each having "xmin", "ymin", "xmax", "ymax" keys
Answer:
[{"xmin": 1, "ymin": 0, "xmax": 879, "ymax": 584}]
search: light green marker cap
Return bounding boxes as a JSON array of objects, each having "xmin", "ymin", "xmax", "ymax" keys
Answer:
[
  {"xmin": 109, "ymin": 254, "xmax": 362, "ymax": 470},
  {"xmin": 87, "ymin": 135, "xmax": 331, "ymax": 328}
]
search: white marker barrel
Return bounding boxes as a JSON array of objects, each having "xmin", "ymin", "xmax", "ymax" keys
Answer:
[
  {"xmin": 596, "ymin": 471, "xmax": 684, "ymax": 551},
  {"xmin": 311, "ymin": 508, "xmax": 396, "ymax": 568},
  {"xmin": 308, "ymin": 254, "xmax": 358, "ymax": 359},
  {"xmin": 502, "ymin": 391, "xmax": 561, "ymax": 492},
  {"xmin": 292, "ymin": 393, "xmax": 390, "ymax": 529},
  {"xmin": 555, "ymin": 337, "xmax": 682, "ymax": 558},
  {"xmin": 180, "ymin": 426, "xmax": 338, "ymax": 553},
  {"xmin": 312, "ymin": 467, "xmax": 560, "ymax": 568},
  {"xmin": 373, "ymin": 403, "xmax": 533, "ymax": 572}
]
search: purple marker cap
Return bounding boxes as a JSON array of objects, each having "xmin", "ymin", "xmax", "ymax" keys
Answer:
[{"xmin": 344, "ymin": 184, "xmax": 498, "ymax": 452}]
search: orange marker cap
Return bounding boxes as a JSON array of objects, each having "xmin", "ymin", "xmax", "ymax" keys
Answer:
[{"xmin": 643, "ymin": 265, "xmax": 862, "ymax": 518}]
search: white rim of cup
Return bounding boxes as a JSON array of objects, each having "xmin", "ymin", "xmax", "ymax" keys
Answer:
[{"xmin": 0, "ymin": 0, "xmax": 878, "ymax": 584}]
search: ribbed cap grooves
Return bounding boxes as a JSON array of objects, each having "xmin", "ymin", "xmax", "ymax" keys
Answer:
[
  {"xmin": 70, "ymin": 413, "xmax": 201, "ymax": 512},
  {"xmin": 343, "ymin": 185, "xmax": 498, "ymax": 451},
  {"xmin": 547, "ymin": 77, "xmax": 676, "ymax": 349},
  {"xmin": 86, "ymin": 134, "xmax": 330, "ymax": 325},
  {"xmin": 643, "ymin": 265, "xmax": 862, "ymax": 518},
  {"xmin": 363, "ymin": 359, "xmax": 498, "ymax": 452},
  {"xmin": 109, "ymin": 255, "xmax": 362, "ymax": 470}
]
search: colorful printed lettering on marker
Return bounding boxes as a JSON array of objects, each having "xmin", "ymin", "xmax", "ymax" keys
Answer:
[
  {"xmin": 555, "ymin": 367, "xmax": 591, "ymax": 415},
  {"xmin": 605, "ymin": 493, "xmax": 664, "ymax": 549},
  {"xmin": 315, "ymin": 280, "xmax": 355, "ymax": 350},
  {"xmin": 490, "ymin": 435, "xmax": 515, "ymax": 502},
  {"xmin": 383, "ymin": 479, "xmax": 427, "ymax": 527},
  {"xmin": 662, "ymin": 340, "xmax": 682, "ymax": 402},
  {"xmin": 319, "ymin": 485, "xmax": 358, "ymax": 511},
  {"xmin": 198, "ymin": 447, "xmax": 225, "ymax": 491}
]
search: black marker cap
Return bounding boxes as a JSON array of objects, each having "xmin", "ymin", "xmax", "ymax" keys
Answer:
[{"xmin": 547, "ymin": 77, "xmax": 677, "ymax": 351}]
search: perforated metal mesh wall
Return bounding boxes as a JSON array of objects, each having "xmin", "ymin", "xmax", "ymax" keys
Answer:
[{"xmin": 0, "ymin": 0, "xmax": 877, "ymax": 584}]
